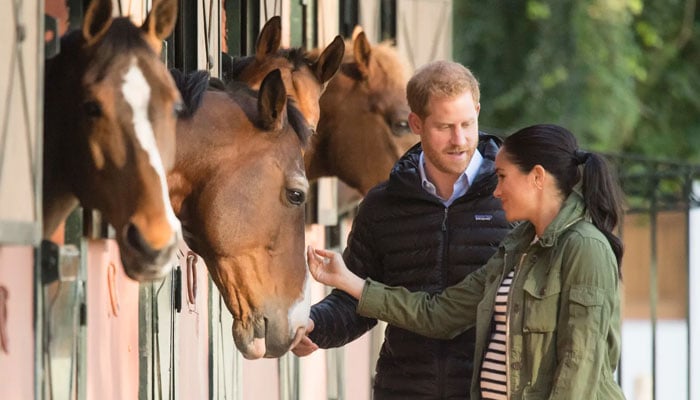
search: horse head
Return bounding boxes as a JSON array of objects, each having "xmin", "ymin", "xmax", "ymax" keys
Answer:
[
  {"xmin": 305, "ymin": 27, "xmax": 420, "ymax": 194},
  {"xmin": 223, "ymin": 16, "xmax": 344, "ymax": 132},
  {"xmin": 43, "ymin": 0, "xmax": 181, "ymax": 281},
  {"xmin": 169, "ymin": 69, "xmax": 311, "ymax": 359}
]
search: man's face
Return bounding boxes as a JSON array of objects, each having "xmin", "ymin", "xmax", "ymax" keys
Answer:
[{"xmin": 408, "ymin": 91, "xmax": 480, "ymax": 183}]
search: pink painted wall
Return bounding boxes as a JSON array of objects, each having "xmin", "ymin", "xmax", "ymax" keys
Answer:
[
  {"xmin": 86, "ymin": 239, "xmax": 140, "ymax": 400},
  {"xmin": 0, "ymin": 246, "xmax": 35, "ymax": 400},
  {"xmin": 175, "ymin": 244, "xmax": 209, "ymax": 399}
]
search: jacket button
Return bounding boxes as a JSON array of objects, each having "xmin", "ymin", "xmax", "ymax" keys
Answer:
[{"xmin": 512, "ymin": 362, "xmax": 522, "ymax": 370}]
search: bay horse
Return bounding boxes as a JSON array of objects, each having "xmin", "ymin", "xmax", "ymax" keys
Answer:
[
  {"xmin": 43, "ymin": 0, "xmax": 181, "ymax": 281},
  {"xmin": 223, "ymin": 16, "xmax": 345, "ymax": 137},
  {"xmin": 305, "ymin": 28, "xmax": 420, "ymax": 194},
  {"xmin": 168, "ymin": 69, "xmax": 318, "ymax": 359}
]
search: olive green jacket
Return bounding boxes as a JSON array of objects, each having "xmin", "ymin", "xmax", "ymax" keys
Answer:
[{"xmin": 357, "ymin": 192, "xmax": 625, "ymax": 399}]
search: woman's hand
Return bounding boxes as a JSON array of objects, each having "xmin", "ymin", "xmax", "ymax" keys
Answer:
[{"xmin": 307, "ymin": 246, "xmax": 365, "ymax": 299}]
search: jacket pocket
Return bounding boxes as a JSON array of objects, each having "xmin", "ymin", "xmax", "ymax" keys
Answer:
[
  {"xmin": 568, "ymin": 285, "xmax": 604, "ymax": 335},
  {"xmin": 522, "ymin": 280, "xmax": 561, "ymax": 333}
]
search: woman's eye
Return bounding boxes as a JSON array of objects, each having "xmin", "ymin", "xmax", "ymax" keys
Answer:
[{"xmin": 286, "ymin": 189, "xmax": 306, "ymax": 205}]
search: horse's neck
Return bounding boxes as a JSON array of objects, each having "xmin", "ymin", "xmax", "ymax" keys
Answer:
[
  {"xmin": 42, "ymin": 188, "xmax": 78, "ymax": 239},
  {"xmin": 42, "ymin": 112, "xmax": 77, "ymax": 238},
  {"xmin": 166, "ymin": 169, "xmax": 193, "ymax": 220},
  {"xmin": 303, "ymin": 138, "xmax": 329, "ymax": 181}
]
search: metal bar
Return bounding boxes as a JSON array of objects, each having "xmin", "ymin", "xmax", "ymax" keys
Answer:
[
  {"xmin": 685, "ymin": 175, "xmax": 692, "ymax": 400},
  {"xmin": 650, "ymin": 184, "xmax": 658, "ymax": 400}
]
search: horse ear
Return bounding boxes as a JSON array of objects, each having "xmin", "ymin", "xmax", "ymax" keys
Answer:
[
  {"xmin": 82, "ymin": 0, "xmax": 113, "ymax": 44},
  {"xmin": 351, "ymin": 25, "xmax": 364, "ymax": 41},
  {"xmin": 353, "ymin": 31, "xmax": 372, "ymax": 80},
  {"xmin": 257, "ymin": 69, "xmax": 287, "ymax": 131},
  {"xmin": 142, "ymin": 0, "xmax": 179, "ymax": 53},
  {"xmin": 311, "ymin": 36, "xmax": 344, "ymax": 85},
  {"xmin": 256, "ymin": 16, "xmax": 282, "ymax": 62}
]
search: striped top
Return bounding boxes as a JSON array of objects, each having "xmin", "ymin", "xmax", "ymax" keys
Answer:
[{"xmin": 479, "ymin": 269, "xmax": 515, "ymax": 399}]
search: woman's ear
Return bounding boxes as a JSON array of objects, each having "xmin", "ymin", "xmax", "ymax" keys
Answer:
[{"xmin": 532, "ymin": 165, "xmax": 546, "ymax": 190}]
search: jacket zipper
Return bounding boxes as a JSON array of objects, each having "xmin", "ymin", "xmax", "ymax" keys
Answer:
[
  {"xmin": 439, "ymin": 206, "xmax": 449, "ymax": 398},
  {"xmin": 505, "ymin": 251, "xmax": 529, "ymax": 398},
  {"xmin": 441, "ymin": 207, "xmax": 448, "ymax": 231}
]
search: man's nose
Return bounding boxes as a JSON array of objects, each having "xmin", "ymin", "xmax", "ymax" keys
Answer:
[{"xmin": 451, "ymin": 127, "xmax": 468, "ymax": 145}]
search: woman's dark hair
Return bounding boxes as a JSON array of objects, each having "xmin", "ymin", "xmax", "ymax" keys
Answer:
[{"xmin": 502, "ymin": 124, "xmax": 624, "ymax": 275}]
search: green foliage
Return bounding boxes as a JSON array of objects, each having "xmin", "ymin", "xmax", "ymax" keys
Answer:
[{"xmin": 453, "ymin": 0, "xmax": 700, "ymax": 161}]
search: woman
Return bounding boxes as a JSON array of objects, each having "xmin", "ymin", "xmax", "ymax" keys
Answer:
[{"xmin": 307, "ymin": 124, "xmax": 626, "ymax": 399}]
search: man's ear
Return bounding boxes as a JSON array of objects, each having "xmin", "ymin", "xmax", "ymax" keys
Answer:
[
  {"xmin": 475, "ymin": 102, "xmax": 481, "ymax": 115},
  {"xmin": 408, "ymin": 112, "xmax": 422, "ymax": 136}
]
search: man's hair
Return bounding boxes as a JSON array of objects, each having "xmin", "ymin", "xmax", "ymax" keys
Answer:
[{"xmin": 406, "ymin": 61, "xmax": 480, "ymax": 119}]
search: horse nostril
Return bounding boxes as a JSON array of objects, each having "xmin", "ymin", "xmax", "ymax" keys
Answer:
[{"xmin": 125, "ymin": 223, "xmax": 159, "ymax": 259}]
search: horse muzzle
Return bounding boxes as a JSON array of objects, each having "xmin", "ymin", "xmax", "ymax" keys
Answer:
[
  {"xmin": 119, "ymin": 222, "xmax": 178, "ymax": 281},
  {"xmin": 232, "ymin": 315, "xmax": 308, "ymax": 359}
]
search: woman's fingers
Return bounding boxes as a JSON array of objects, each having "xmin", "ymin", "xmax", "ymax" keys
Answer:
[{"xmin": 314, "ymin": 248, "xmax": 335, "ymax": 258}]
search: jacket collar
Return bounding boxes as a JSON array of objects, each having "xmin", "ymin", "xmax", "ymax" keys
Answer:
[
  {"xmin": 388, "ymin": 133, "xmax": 502, "ymax": 196},
  {"xmin": 501, "ymin": 191, "xmax": 587, "ymax": 252}
]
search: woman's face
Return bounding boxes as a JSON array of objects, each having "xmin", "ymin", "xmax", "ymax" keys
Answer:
[{"xmin": 493, "ymin": 149, "xmax": 538, "ymax": 222}]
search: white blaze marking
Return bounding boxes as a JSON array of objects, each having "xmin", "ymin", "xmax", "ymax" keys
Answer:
[
  {"xmin": 288, "ymin": 269, "xmax": 312, "ymax": 335},
  {"xmin": 121, "ymin": 60, "xmax": 181, "ymax": 237}
]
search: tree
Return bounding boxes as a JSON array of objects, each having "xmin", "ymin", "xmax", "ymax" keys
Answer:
[{"xmin": 453, "ymin": 0, "xmax": 700, "ymax": 161}]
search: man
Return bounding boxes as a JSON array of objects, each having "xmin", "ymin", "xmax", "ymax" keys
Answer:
[{"xmin": 293, "ymin": 61, "xmax": 511, "ymax": 399}]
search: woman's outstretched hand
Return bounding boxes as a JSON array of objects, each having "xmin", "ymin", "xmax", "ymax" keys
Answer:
[{"xmin": 307, "ymin": 246, "xmax": 365, "ymax": 299}]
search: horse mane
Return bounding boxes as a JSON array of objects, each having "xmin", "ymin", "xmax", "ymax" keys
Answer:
[
  {"xmin": 170, "ymin": 68, "xmax": 311, "ymax": 146},
  {"xmin": 170, "ymin": 69, "xmax": 210, "ymax": 118}
]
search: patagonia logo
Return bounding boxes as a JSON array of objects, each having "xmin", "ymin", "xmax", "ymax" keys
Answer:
[{"xmin": 474, "ymin": 214, "xmax": 493, "ymax": 221}]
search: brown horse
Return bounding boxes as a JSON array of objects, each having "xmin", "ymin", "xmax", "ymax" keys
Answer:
[
  {"xmin": 43, "ymin": 0, "xmax": 181, "ymax": 281},
  {"xmin": 168, "ymin": 68, "xmax": 323, "ymax": 359},
  {"xmin": 305, "ymin": 28, "xmax": 420, "ymax": 194},
  {"xmin": 223, "ymin": 16, "xmax": 345, "ymax": 134}
]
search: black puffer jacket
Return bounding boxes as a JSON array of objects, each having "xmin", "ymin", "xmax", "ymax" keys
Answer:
[{"xmin": 309, "ymin": 134, "xmax": 511, "ymax": 399}]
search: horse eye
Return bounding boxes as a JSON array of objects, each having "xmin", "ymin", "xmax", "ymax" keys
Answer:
[
  {"xmin": 286, "ymin": 189, "xmax": 306, "ymax": 205},
  {"xmin": 392, "ymin": 120, "xmax": 411, "ymax": 136},
  {"xmin": 84, "ymin": 101, "xmax": 102, "ymax": 117}
]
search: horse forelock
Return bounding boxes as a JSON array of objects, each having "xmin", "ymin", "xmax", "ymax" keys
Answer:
[
  {"xmin": 286, "ymin": 99, "xmax": 312, "ymax": 147},
  {"xmin": 90, "ymin": 18, "xmax": 155, "ymax": 75},
  {"xmin": 279, "ymin": 47, "xmax": 309, "ymax": 71}
]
